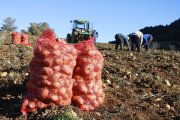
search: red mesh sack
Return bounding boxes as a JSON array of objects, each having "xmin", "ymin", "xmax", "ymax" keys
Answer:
[
  {"xmin": 72, "ymin": 37, "xmax": 105, "ymax": 111},
  {"xmin": 21, "ymin": 33, "xmax": 31, "ymax": 46},
  {"xmin": 11, "ymin": 32, "xmax": 20, "ymax": 44},
  {"xmin": 21, "ymin": 29, "xmax": 78, "ymax": 114}
]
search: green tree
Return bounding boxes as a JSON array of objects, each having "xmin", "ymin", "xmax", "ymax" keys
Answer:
[
  {"xmin": 28, "ymin": 22, "xmax": 49, "ymax": 35},
  {"xmin": 1, "ymin": 17, "xmax": 17, "ymax": 32}
]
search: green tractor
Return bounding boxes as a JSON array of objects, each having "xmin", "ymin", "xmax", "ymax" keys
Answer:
[{"xmin": 66, "ymin": 19, "xmax": 95, "ymax": 43}]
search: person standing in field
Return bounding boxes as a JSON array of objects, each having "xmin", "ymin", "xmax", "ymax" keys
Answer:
[{"xmin": 93, "ymin": 30, "xmax": 98, "ymax": 45}]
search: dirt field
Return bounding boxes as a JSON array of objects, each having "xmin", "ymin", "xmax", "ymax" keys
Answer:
[{"xmin": 0, "ymin": 38, "xmax": 180, "ymax": 120}]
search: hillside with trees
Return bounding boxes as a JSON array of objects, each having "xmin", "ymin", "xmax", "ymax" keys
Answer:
[
  {"xmin": 109, "ymin": 18, "xmax": 180, "ymax": 50},
  {"xmin": 0, "ymin": 17, "xmax": 50, "ymax": 36},
  {"xmin": 140, "ymin": 18, "xmax": 180, "ymax": 42},
  {"xmin": 140, "ymin": 18, "xmax": 180, "ymax": 50}
]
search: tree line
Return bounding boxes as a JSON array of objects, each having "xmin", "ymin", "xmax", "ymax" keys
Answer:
[
  {"xmin": 109, "ymin": 18, "xmax": 180, "ymax": 43},
  {"xmin": 140, "ymin": 18, "xmax": 180, "ymax": 42},
  {"xmin": 1, "ymin": 17, "xmax": 180, "ymax": 45},
  {"xmin": 0, "ymin": 17, "xmax": 49, "ymax": 35}
]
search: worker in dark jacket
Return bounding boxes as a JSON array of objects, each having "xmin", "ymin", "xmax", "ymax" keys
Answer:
[
  {"xmin": 115, "ymin": 33, "xmax": 130, "ymax": 50},
  {"xmin": 142, "ymin": 34, "xmax": 153, "ymax": 51}
]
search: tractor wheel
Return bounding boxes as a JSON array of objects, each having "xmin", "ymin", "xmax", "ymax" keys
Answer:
[
  {"xmin": 84, "ymin": 35, "xmax": 90, "ymax": 40},
  {"xmin": 66, "ymin": 34, "xmax": 71, "ymax": 43}
]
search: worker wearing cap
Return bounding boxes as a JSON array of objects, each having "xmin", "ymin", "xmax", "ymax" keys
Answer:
[
  {"xmin": 115, "ymin": 33, "xmax": 130, "ymax": 50},
  {"xmin": 142, "ymin": 34, "xmax": 153, "ymax": 51},
  {"xmin": 129, "ymin": 31, "xmax": 143, "ymax": 52}
]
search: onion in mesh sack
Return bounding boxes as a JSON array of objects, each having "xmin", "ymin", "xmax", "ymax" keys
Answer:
[
  {"xmin": 72, "ymin": 37, "xmax": 105, "ymax": 111},
  {"xmin": 21, "ymin": 28, "xmax": 77, "ymax": 114}
]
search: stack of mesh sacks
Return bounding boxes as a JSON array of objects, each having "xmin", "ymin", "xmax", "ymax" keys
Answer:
[
  {"xmin": 72, "ymin": 38, "xmax": 105, "ymax": 111},
  {"xmin": 21, "ymin": 29, "xmax": 78, "ymax": 114},
  {"xmin": 11, "ymin": 32, "xmax": 20, "ymax": 44},
  {"xmin": 21, "ymin": 29, "xmax": 105, "ymax": 114},
  {"xmin": 11, "ymin": 32, "xmax": 31, "ymax": 46},
  {"xmin": 21, "ymin": 33, "xmax": 31, "ymax": 46}
]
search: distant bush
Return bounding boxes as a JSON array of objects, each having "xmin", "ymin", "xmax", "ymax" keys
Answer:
[
  {"xmin": 28, "ymin": 22, "xmax": 49, "ymax": 35},
  {"xmin": 151, "ymin": 42, "xmax": 160, "ymax": 49},
  {"xmin": 0, "ymin": 31, "xmax": 11, "ymax": 45},
  {"xmin": 108, "ymin": 40, "xmax": 116, "ymax": 44},
  {"xmin": 169, "ymin": 43, "xmax": 177, "ymax": 51}
]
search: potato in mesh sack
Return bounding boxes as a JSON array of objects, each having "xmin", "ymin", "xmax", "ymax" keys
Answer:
[
  {"xmin": 11, "ymin": 32, "xmax": 21, "ymax": 44},
  {"xmin": 21, "ymin": 29, "xmax": 77, "ymax": 114},
  {"xmin": 21, "ymin": 33, "xmax": 31, "ymax": 46},
  {"xmin": 72, "ymin": 38, "xmax": 105, "ymax": 111}
]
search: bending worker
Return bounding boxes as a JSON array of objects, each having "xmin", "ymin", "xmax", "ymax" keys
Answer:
[
  {"xmin": 142, "ymin": 34, "xmax": 153, "ymax": 51},
  {"xmin": 129, "ymin": 31, "xmax": 143, "ymax": 52},
  {"xmin": 115, "ymin": 33, "xmax": 130, "ymax": 50}
]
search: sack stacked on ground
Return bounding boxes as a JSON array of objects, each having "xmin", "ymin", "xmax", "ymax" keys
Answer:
[
  {"xmin": 11, "ymin": 32, "xmax": 20, "ymax": 44},
  {"xmin": 72, "ymin": 38, "xmax": 105, "ymax": 111},
  {"xmin": 21, "ymin": 29, "xmax": 78, "ymax": 114},
  {"xmin": 21, "ymin": 33, "xmax": 31, "ymax": 46},
  {"xmin": 11, "ymin": 32, "xmax": 31, "ymax": 46}
]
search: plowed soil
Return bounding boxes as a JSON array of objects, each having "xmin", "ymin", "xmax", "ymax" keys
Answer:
[{"xmin": 0, "ymin": 36, "xmax": 179, "ymax": 120}]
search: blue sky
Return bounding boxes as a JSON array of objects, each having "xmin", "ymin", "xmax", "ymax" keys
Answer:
[{"xmin": 0, "ymin": 0, "xmax": 179, "ymax": 43}]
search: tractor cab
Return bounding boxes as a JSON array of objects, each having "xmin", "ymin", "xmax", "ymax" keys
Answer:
[
  {"xmin": 67, "ymin": 19, "xmax": 94, "ymax": 43},
  {"xmin": 72, "ymin": 20, "xmax": 92, "ymax": 30}
]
